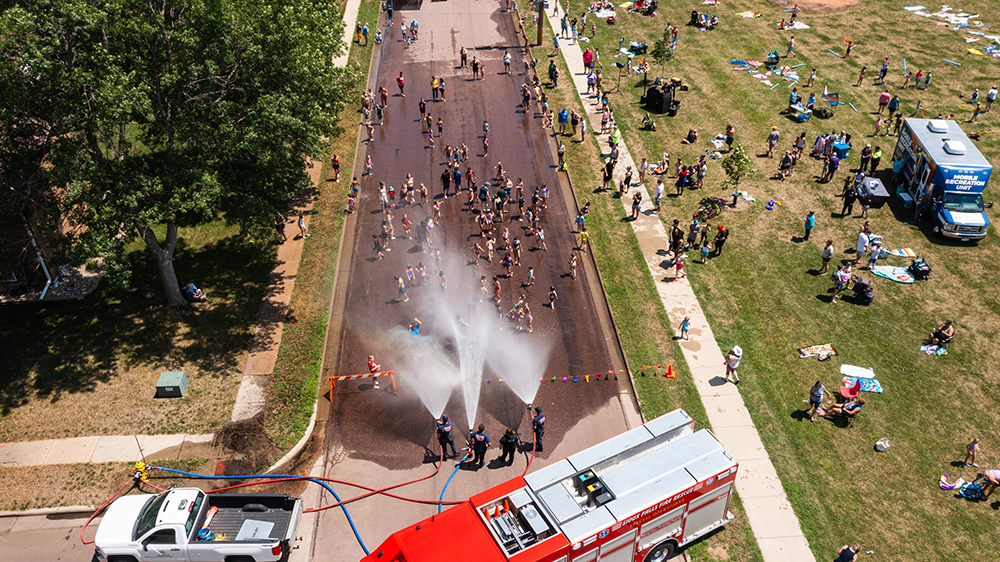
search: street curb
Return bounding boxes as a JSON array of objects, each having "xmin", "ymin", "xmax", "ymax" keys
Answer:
[
  {"xmin": 0, "ymin": 505, "xmax": 95, "ymax": 518},
  {"xmin": 266, "ymin": 402, "xmax": 318, "ymax": 475}
]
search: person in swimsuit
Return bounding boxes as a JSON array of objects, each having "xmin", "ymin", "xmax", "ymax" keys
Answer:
[{"xmin": 978, "ymin": 469, "xmax": 1000, "ymax": 499}]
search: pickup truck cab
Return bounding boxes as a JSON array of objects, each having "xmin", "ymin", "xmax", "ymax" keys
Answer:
[{"xmin": 94, "ymin": 488, "xmax": 302, "ymax": 562}]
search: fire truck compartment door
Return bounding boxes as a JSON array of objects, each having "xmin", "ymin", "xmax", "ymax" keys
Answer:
[
  {"xmin": 572, "ymin": 548, "xmax": 598, "ymax": 562},
  {"xmin": 598, "ymin": 528, "xmax": 637, "ymax": 562},
  {"xmin": 638, "ymin": 506, "xmax": 685, "ymax": 551},
  {"xmin": 682, "ymin": 483, "xmax": 732, "ymax": 541}
]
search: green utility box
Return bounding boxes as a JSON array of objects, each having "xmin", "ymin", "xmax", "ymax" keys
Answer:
[{"xmin": 156, "ymin": 371, "xmax": 190, "ymax": 398}]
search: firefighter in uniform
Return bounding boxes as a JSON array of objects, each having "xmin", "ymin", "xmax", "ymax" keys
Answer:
[
  {"xmin": 467, "ymin": 423, "xmax": 491, "ymax": 467},
  {"xmin": 436, "ymin": 414, "xmax": 458, "ymax": 459},
  {"xmin": 499, "ymin": 428, "xmax": 520, "ymax": 465},
  {"xmin": 532, "ymin": 407, "xmax": 546, "ymax": 452}
]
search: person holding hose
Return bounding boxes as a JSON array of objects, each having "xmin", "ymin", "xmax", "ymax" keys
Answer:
[
  {"xmin": 436, "ymin": 414, "xmax": 458, "ymax": 459},
  {"xmin": 532, "ymin": 407, "xmax": 546, "ymax": 452}
]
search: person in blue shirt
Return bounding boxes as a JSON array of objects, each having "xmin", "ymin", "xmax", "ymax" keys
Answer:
[
  {"xmin": 804, "ymin": 211, "xmax": 815, "ymax": 240},
  {"xmin": 557, "ymin": 108, "xmax": 569, "ymax": 135},
  {"xmin": 467, "ymin": 424, "xmax": 491, "ymax": 467},
  {"xmin": 789, "ymin": 87, "xmax": 800, "ymax": 106},
  {"xmin": 532, "ymin": 407, "xmax": 546, "ymax": 452},
  {"xmin": 436, "ymin": 414, "xmax": 458, "ymax": 459},
  {"xmin": 806, "ymin": 92, "xmax": 816, "ymax": 111}
]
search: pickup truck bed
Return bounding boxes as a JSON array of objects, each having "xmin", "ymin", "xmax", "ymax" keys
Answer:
[{"xmin": 196, "ymin": 494, "xmax": 297, "ymax": 542}]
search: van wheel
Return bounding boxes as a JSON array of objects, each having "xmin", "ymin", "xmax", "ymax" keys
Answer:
[{"xmin": 644, "ymin": 540, "xmax": 678, "ymax": 562}]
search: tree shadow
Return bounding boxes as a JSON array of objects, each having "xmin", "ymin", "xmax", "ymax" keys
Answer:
[{"xmin": 0, "ymin": 234, "xmax": 273, "ymax": 415}]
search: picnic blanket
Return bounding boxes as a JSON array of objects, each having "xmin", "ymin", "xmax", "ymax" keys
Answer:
[
  {"xmin": 592, "ymin": 8, "xmax": 615, "ymax": 18},
  {"xmin": 871, "ymin": 265, "xmax": 915, "ymax": 283},
  {"xmin": 843, "ymin": 376, "xmax": 883, "ymax": 393},
  {"xmin": 738, "ymin": 11, "xmax": 761, "ymax": 18},
  {"xmin": 840, "ymin": 364, "xmax": 875, "ymax": 379},
  {"xmin": 888, "ymin": 248, "xmax": 917, "ymax": 257},
  {"xmin": 798, "ymin": 343, "xmax": 838, "ymax": 359},
  {"xmin": 784, "ymin": 21, "xmax": 810, "ymax": 30},
  {"xmin": 921, "ymin": 344, "xmax": 948, "ymax": 355}
]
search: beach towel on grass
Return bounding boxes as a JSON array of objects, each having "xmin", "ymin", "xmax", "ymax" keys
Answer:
[
  {"xmin": 889, "ymin": 248, "xmax": 917, "ymax": 257},
  {"xmin": 940, "ymin": 475, "xmax": 966, "ymax": 490},
  {"xmin": 840, "ymin": 364, "xmax": 875, "ymax": 379},
  {"xmin": 843, "ymin": 376, "xmax": 883, "ymax": 393},
  {"xmin": 798, "ymin": 343, "xmax": 838, "ymax": 359},
  {"xmin": 921, "ymin": 344, "xmax": 948, "ymax": 355},
  {"xmin": 871, "ymin": 265, "xmax": 915, "ymax": 283}
]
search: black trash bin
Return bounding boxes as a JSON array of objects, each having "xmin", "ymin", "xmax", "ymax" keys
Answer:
[{"xmin": 667, "ymin": 100, "xmax": 680, "ymax": 117}]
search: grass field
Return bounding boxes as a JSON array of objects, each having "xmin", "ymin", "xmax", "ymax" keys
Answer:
[
  {"xmin": 533, "ymin": 0, "xmax": 1000, "ymax": 560},
  {"xmin": 0, "ymin": 220, "xmax": 272, "ymax": 442},
  {"xmin": 513, "ymin": 8, "xmax": 764, "ymax": 562}
]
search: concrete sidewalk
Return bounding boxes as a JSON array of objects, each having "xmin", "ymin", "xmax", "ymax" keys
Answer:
[
  {"xmin": 0, "ymin": 434, "xmax": 217, "ymax": 467},
  {"xmin": 542, "ymin": 7, "xmax": 816, "ymax": 562}
]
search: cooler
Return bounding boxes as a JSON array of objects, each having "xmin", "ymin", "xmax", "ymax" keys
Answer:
[{"xmin": 832, "ymin": 141, "xmax": 851, "ymax": 160}]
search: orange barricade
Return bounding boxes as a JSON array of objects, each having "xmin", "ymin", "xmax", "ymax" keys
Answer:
[{"xmin": 328, "ymin": 370, "xmax": 396, "ymax": 399}]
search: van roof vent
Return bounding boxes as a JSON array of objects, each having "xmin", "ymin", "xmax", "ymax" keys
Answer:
[
  {"xmin": 943, "ymin": 139, "xmax": 966, "ymax": 155},
  {"xmin": 927, "ymin": 120, "xmax": 949, "ymax": 133}
]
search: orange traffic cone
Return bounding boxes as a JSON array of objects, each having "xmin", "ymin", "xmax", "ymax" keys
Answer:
[
  {"xmin": 495, "ymin": 505, "xmax": 503, "ymax": 518},
  {"xmin": 666, "ymin": 365, "xmax": 675, "ymax": 379},
  {"xmin": 484, "ymin": 507, "xmax": 492, "ymax": 520}
]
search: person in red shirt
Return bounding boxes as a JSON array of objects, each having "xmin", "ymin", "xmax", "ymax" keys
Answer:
[
  {"xmin": 396, "ymin": 72, "xmax": 405, "ymax": 97},
  {"xmin": 368, "ymin": 355, "xmax": 381, "ymax": 389}
]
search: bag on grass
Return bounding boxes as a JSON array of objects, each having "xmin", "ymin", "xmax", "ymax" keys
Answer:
[{"xmin": 960, "ymin": 481, "xmax": 984, "ymax": 500}]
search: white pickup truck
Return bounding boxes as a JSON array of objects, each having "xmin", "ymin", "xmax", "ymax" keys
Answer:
[{"xmin": 94, "ymin": 487, "xmax": 302, "ymax": 562}]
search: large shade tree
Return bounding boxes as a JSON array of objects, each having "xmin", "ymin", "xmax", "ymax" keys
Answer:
[{"xmin": 0, "ymin": 0, "xmax": 357, "ymax": 305}]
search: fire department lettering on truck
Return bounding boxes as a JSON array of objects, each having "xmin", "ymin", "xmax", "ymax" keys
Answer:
[{"xmin": 599, "ymin": 466, "xmax": 734, "ymax": 544}]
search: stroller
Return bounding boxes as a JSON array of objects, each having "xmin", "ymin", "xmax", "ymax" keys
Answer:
[
  {"xmin": 910, "ymin": 257, "xmax": 931, "ymax": 280},
  {"xmin": 765, "ymin": 50, "xmax": 780, "ymax": 69},
  {"xmin": 850, "ymin": 275, "xmax": 874, "ymax": 305},
  {"xmin": 641, "ymin": 113, "xmax": 657, "ymax": 131}
]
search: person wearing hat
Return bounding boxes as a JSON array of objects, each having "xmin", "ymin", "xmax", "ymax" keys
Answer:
[
  {"xmin": 766, "ymin": 126, "xmax": 780, "ymax": 158},
  {"xmin": 531, "ymin": 407, "xmax": 546, "ymax": 452},
  {"xmin": 860, "ymin": 144, "xmax": 873, "ymax": 173},
  {"xmin": 436, "ymin": 414, "xmax": 458, "ymax": 459},
  {"xmin": 725, "ymin": 346, "xmax": 742, "ymax": 384}
]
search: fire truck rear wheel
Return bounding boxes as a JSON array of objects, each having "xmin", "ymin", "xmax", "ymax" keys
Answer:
[{"xmin": 644, "ymin": 540, "xmax": 678, "ymax": 562}]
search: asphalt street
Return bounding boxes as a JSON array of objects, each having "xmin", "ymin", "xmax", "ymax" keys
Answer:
[{"xmin": 314, "ymin": 0, "xmax": 635, "ymax": 559}]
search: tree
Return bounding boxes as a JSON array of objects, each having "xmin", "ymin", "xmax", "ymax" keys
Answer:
[
  {"xmin": 721, "ymin": 144, "xmax": 756, "ymax": 196},
  {"xmin": 650, "ymin": 27, "xmax": 674, "ymax": 75},
  {"xmin": 0, "ymin": 0, "xmax": 359, "ymax": 306}
]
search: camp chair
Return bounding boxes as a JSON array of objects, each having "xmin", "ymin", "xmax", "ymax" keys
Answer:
[{"xmin": 839, "ymin": 378, "xmax": 860, "ymax": 403}]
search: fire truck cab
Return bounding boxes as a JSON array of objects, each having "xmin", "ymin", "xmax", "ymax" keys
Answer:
[{"xmin": 362, "ymin": 409, "xmax": 737, "ymax": 562}]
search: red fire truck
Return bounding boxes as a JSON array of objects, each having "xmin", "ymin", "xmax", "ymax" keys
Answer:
[{"xmin": 361, "ymin": 409, "xmax": 737, "ymax": 562}]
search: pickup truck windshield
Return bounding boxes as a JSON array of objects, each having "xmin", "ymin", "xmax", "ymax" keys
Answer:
[
  {"xmin": 185, "ymin": 492, "xmax": 205, "ymax": 538},
  {"xmin": 135, "ymin": 493, "xmax": 169, "ymax": 540},
  {"xmin": 943, "ymin": 192, "xmax": 984, "ymax": 213}
]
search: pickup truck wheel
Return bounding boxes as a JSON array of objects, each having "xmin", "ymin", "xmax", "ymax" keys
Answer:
[
  {"xmin": 224, "ymin": 557, "xmax": 256, "ymax": 562},
  {"xmin": 644, "ymin": 539, "xmax": 678, "ymax": 562},
  {"xmin": 107, "ymin": 557, "xmax": 139, "ymax": 562}
]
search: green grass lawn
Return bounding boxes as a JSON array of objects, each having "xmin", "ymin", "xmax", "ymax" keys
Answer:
[
  {"xmin": 540, "ymin": 0, "xmax": 1000, "ymax": 560},
  {"xmin": 0, "ymin": 220, "xmax": 273, "ymax": 441},
  {"xmin": 514, "ymin": 7, "xmax": 763, "ymax": 561}
]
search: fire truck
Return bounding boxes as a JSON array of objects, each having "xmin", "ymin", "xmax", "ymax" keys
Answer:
[{"xmin": 361, "ymin": 409, "xmax": 737, "ymax": 562}]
